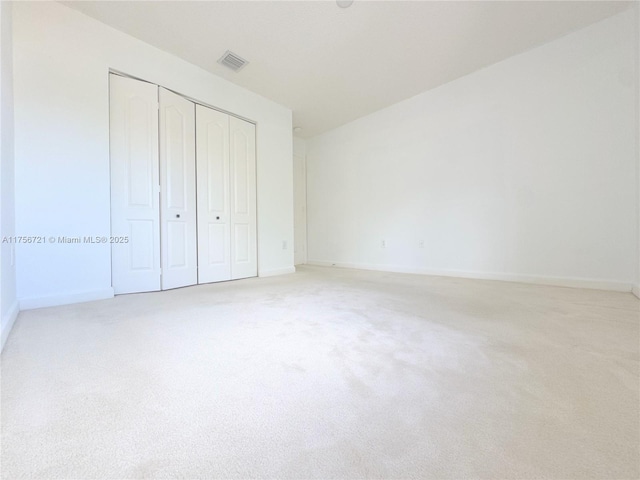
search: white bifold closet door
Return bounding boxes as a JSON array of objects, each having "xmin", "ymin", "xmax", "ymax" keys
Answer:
[
  {"xmin": 111, "ymin": 76, "xmax": 197, "ymax": 293},
  {"xmin": 159, "ymin": 88, "xmax": 197, "ymax": 290},
  {"xmin": 196, "ymin": 105, "xmax": 257, "ymax": 283},
  {"xmin": 196, "ymin": 105, "xmax": 230, "ymax": 283},
  {"xmin": 111, "ymin": 74, "xmax": 255, "ymax": 293},
  {"xmin": 110, "ymin": 75, "xmax": 161, "ymax": 294},
  {"xmin": 229, "ymin": 116, "xmax": 257, "ymax": 280}
]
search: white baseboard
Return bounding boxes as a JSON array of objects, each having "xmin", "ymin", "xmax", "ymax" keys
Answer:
[
  {"xmin": 632, "ymin": 285, "xmax": 640, "ymax": 299},
  {"xmin": 259, "ymin": 266, "xmax": 296, "ymax": 278},
  {"xmin": 306, "ymin": 260, "xmax": 633, "ymax": 293},
  {"xmin": 19, "ymin": 288, "xmax": 115, "ymax": 310},
  {"xmin": 1, "ymin": 299, "xmax": 20, "ymax": 353}
]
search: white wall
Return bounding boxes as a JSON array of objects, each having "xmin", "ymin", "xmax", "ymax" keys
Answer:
[
  {"xmin": 1, "ymin": 0, "xmax": 18, "ymax": 350},
  {"xmin": 12, "ymin": 2, "xmax": 294, "ymax": 309},
  {"xmin": 293, "ymin": 137, "xmax": 307, "ymax": 265},
  {"xmin": 307, "ymin": 9, "xmax": 638, "ymax": 292}
]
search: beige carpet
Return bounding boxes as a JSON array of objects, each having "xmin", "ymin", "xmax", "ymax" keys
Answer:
[{"xmin": 1, "ymin": 265, "xmax": 639, "ymax": 479}]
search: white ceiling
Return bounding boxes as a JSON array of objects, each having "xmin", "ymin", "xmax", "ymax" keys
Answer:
[{"xmin": 63, "ymin": 1, "xmax": 633, "ymax": 138}]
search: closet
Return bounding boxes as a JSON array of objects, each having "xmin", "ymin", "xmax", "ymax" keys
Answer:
[{"xmin": 109, "ymin": 74, "xmax": 257, "ymax": 295}]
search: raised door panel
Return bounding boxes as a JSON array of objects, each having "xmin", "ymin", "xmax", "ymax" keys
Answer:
[
  {"xmin": 159, "ymin": 88, "xmax": 197, "ymax": 290},
  {"xmin": 229, "ymin": 117, "xmax": 257, "ymax": 280},
  {"xmin": 196, "ymin": 105, "xmax": 231, "ymax": 283},
  {"xmin": 109, "ymin": 74, "xmax": 161, "ymax": 294}
]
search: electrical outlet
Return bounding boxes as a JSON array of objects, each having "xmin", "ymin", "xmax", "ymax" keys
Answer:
[
  {"xmin": 282, "ymin": 240, "xmax": 287, "ymax": 250},
  {"xmin": 418, "ymin": 240, "xmax": 425, "ymax": 248},
  {"xmin": 381, "ymin": 240, "xmax": 386, "ymax": 248}
]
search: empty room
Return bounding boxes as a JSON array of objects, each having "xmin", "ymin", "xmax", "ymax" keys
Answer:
[{"xmin": 0, "ymin": 0, "xmax": 639, "ymax": 478}]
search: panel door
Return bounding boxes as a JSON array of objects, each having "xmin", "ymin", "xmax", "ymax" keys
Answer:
[
  {"xmin": 109, "ymin": 74, "xmax": 161, "ymax": 294},
  {"xmin": 159, "ymin": 88, "xmax": 197, "ymax": 290},
  {"xmin": 195, "ymin": 105, "xmax": 231, "ymax": 283},
  {"xmin": 229, "ymin": 116, "xmax": 257, "ymax": 280}
]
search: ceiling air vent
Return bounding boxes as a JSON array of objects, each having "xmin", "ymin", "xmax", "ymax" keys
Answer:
[{"xmin": 217, "ymin": 50, "xmax": 249, "ymax": 72}]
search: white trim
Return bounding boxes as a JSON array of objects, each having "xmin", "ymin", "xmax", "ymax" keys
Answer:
[
  {"xmin": 632, "ymin": 284, "xmax": 640, "ymax": 299},
  {"xmin": 307, "ymin": 260, "xmax": 634, "ymax": 293},
  {"xmin": 109, "ymin": 69, "xmax": 257, "ymax": 126},
  {"xmin": 19, "ymin": 288, "xmax": 114, "ymax": 310},
  {"xmin": 1, "ymin": 300, "xmax": 19, "ymax": 352},
  {"xmin": 259, "ymin": 266, "xmax": 296, "ymax": 278}
]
